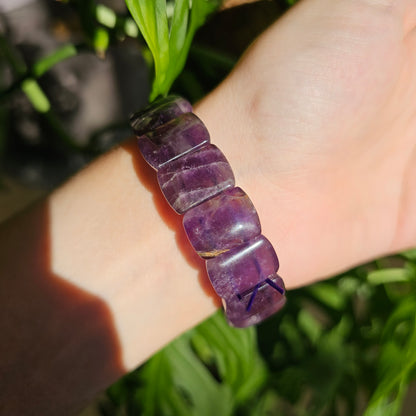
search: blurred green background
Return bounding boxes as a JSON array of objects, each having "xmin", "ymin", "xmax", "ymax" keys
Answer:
[{"xmin": 1, "ymin": 1, "xmax": 416, "ymax": 415}]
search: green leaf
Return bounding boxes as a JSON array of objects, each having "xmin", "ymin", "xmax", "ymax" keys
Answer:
[
  {"xmin": 134, "ymin": 311, "xmax": 266, "ymax": 416},
  {"xmin": 93, "ymin": 27, "xmax": 110, "ymax": 56},
  {"xmin": 125, "ymin": 0, "xmax": 221, "ymax": 100},
  {"xmin": 138, "ymin": 331, "xmax": 233, "ymax": 416},
  {"xmin": 364, "ymin": 297, "xmax": 416, "ymax": 416},
  {"xmin": 166, "ymin": 335, "xmax": 234, "ymax": 416},
  {"xmin": 367, "ymin": 268, "xmax": 412, "ymax": 285},
  {"xmin": 95, "ymin": 4, "xmax": 117, "ymax": 28},
  {"xmin": 169, "ymin": 0, "xmax": 190, "ymax": 66},
  {"xmin": 279, "ymin": 315, "xmax": 306, "ymax": 359},
  {"xmin": 401, "ymin": 248, "xmax": 416, "ymax": 260},
  {"xmin": 297, "ymin": 309, "xmax": 323, "ymax": 344},
  {"xmin": 308, "ymin": 282, "xmax": 346, "ymax": 310},
  {"xmin": 125, "ymin": 0, "xmax": 169, "ymax": 98},
  {"xmin": 194, "ymin": 311, "xmax": 267, "ymax": 404},
  {"xmin": 138, "ymin": 348, "xmax": 192, "ymax": 416},
  {"xmin": 21, "ymin": 79, "xmax": 50, "ymax": 113},
  {"xmin": 32, "ymin": 44, "xmax": 77, "ymax": 78},
  {"xmin": 304, "ymin": 317, "xmax": 354, "ymax": 412}
]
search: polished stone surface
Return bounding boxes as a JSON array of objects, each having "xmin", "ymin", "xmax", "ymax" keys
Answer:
[
  {"xmin": 206, "ymin": 235, "xmax": 285, "ymax": 327},
  {"xmin": 157, "ymin": 144, "xmax": 235, "ymax": 214},
  {"xmin": 183, "ymin": 187, "xmax": 261, "ymax": 258},
  {"xmin": 130, "ymin": 95, "xmax": 286, "ymax": 327},
  {"xmin": 206, "ymin": 235, "xmax": 280, "ymax": 298},
  {"xmin": 137, "ymin": 113, "xmax": 210, "ymax": 169},
  {"xmin": 223, "ymin": 275, "xmax": 286, "ymax": 327},
  {"xmin": 130, "ymin": 95, "xmax": 192, "ymax": 137}
]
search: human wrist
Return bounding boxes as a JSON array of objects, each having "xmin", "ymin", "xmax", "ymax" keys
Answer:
[
  {"xmin": 49, "ymin": 138, "xmax": 220, "ymax": 369},
  {"xmin": 130, "ymin": 94, "xmax": 286, "ymax": 327}
]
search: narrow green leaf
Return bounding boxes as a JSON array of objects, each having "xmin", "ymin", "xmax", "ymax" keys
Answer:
[
  {"xmin": 364, "ymin": 297, "xmax": 416, "ymax": 416},
  {"xmin": 125, "ymin": 0, "xmax": 158, "ymax": 51},
  {"xmin": 193, "ymin": 311, "xmax": 267, "ymax": 404},
  {"xmin": 126, "ymin": 0, "xmax": 169, "ymax": 98},
  {"xmin": 32, "ymin": 44, "xmax": 77, "ymax": 77},
  {"xmin": 139, "ymin": 351, "xmax": 177, "ymax": 415},
  {"xmin": 169, "ymin": 0, "xmax": 190, "ymax": 59},
  {"xmin": 367, "ymin": 268, "xmax": 412, "ymax": 285},
  {"xmin": 21, "ymin": 79, "xmax": 50, "ymax": 113},
  {"xmin": 166, "ymin": 336, "xmax": 234, "ymax": 416},
  {"xmin": 125, "ymin": 0, "xmax": 221, "ymax": 100},
  {"xmin": 138, "ymin": 329, "xmax": 234, "ymax": 416}
]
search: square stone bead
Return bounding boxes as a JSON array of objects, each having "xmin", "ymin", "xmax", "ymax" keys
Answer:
[
  {"xmin": 183, "ymin": 187, "xmax": 261, "ymax": 258},
  {"xmin": 157, "ymin": 144, "xmax": 235, "ymax": 214},
  {"xmin": 137, "ymin": 113, "xmax": 210, "ymax": 170},
  {"xmin": 206, "ymin": 235, "xmax": 280, "ymax": 299},
  {"xmin": 130, "ymin": 95, "xmax": 192, "ymax": 137},
  {"xmin": 223, "ymin": 275, "xmax": 286, "ymax": 328}
]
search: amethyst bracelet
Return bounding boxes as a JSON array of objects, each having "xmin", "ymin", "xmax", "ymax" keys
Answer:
[{"xmin": 130, "ymin": 95, "xmax": 286, "ymax": 328}]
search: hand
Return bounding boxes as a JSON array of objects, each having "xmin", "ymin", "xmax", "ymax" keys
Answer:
[{"xmin": 197, "ymin": 0, "xmax": 416, "ymax": 288}]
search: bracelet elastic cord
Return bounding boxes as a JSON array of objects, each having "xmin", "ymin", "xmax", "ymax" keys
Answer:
[{"xmin": 130, "ymin": 95, "xmax": 286, "ymax": 328}]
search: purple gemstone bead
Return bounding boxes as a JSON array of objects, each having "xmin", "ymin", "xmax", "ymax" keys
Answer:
[
  {"xmin": 157, "ymin": 144, "xmax": 235, "ymax": 214},
  {"xmin": 206, "ymin": 235, "xmax": 285, "ymax": 326},
  {"xmin": 223, "ymin": 275, "xmax": 286, "ymax": 327},
  {"xmin": 137, "ymin": 113, "xmax": 210, "ymax": 169},
  {"xmin": 206, "ymin": 235, "xmax": 280, "ymax": 299},
  {"xmin": 130, "ymin": 95, "xmax": 192, "ymax": 137},
  {"xmin": 183, "ymin": 187, "xmax": 261, "ymax": 258}
]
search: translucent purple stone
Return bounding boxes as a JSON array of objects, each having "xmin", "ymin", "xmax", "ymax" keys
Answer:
[
  {"xmin": 129, "ymin": 94, "xmax": 287, "ymax": 327},
  {"xmin": 206, "ymin": 235, "xmax": 280, "ymax": 297},
  {"xmin": 137, "ymin": 113, "xmax": 210, "ymax": 170},
  {"xmin": 223, "ymin": 275, "xmax": 286, "ymax": 328},
  {"xmin": 206, "ymin": 235, "xmax": 285, "ymax": 327},
  {"xmin": 183, "ymin": 187, "xmax": 261, "ymax": 258},
  {"xmin": 130, "ymin": 95, "xmax": 192, "ymax": 137},
  {"xmin": 157, "ymin": 144, "xmax": 235, "ymax": 214}
]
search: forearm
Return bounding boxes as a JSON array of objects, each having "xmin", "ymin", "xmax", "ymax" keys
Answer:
[{"xmin": 0, "ymin": 146, "xmax": 214, "ymax": 414}]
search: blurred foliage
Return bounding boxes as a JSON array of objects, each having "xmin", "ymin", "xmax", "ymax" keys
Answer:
[
  {"xmin": 106, "ymin": 315, "xmax": 268, "ymax": 416},
  {"xmin": 0, "ymin": 0, "xmax": 144, "ymax": 157},
  {"xmin": 103, "ymin": 257, "xmax": 416, "ymax": 416},
  {"xmin": 2, "ymin": 0, "xmax": 416, "ymax": 415}
]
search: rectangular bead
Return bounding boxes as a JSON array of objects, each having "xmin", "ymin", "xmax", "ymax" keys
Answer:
[
  {"xmin": 206, "ymin": 235, "xmax": 285, "ymax": 327},
  {"xmin": 183, "ymin": 187, "xmax": 261, "ymax": 258},
  {"xmin": 157, "ymin": 144, "xmax": 235, "ymax": 214},
  {"xmin": 223, "ymin": 275, "xmax": 286, "ymax": 328},
  {"xmin": 137, "ymin": 113, "xmax": 210, "ymax": 169},
  {"xmin": 130, "ymin": 95, "xmax": 192, "ymax": 137}
]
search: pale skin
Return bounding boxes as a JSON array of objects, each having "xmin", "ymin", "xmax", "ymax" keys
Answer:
[{"xmin": 1, "ymin": 0, "xmax": 416, "ymax": 414}]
